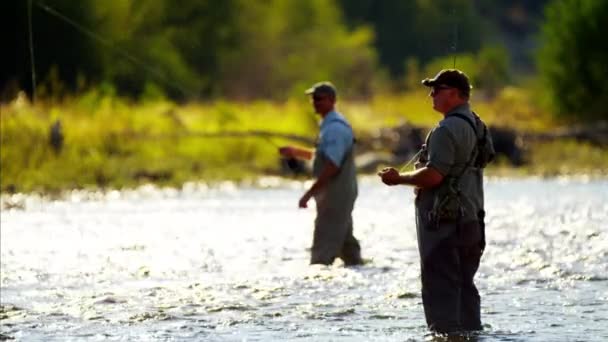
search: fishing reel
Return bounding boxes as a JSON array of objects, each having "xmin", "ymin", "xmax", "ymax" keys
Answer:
[{"xmin": 281, "ymin": 157, "xmax": 308, "ymax": 175}]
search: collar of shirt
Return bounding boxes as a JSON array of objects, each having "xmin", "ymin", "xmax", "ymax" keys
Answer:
[
  {"xmin": 320, "ymin": 110, "xmax": 341, "ymax": 128},
  {"xmin": 445, "ymin": 103, "xmax": 472, "ymax": 117}
]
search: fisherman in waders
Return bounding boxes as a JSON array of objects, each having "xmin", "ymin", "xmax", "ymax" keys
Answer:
[
  {"xmin": 279, "ymin": 82, "xmax": 363, "ymax": 266},
  {"xmin": 378, "ymin": 69, "xmax": 495, "ymax": 334}
]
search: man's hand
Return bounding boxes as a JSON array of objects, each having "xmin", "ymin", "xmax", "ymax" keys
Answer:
[
  {"xmin": 279, "ymin": 146, "xmax": 296, "ymax": 158},
  {"xmin": 378, "ymin": 166, "xmax": 443, "ymax": 188},
  {"xmin": 378, "ymin": 167, "xmax": 401, "ymax": 186},
  {"xmin": 299, "ymin": 192, "xmax": 312, "ymax": 208},
  {"xmin": 297, "ymin": 161, "xmax": 337, "ymax": 208}
]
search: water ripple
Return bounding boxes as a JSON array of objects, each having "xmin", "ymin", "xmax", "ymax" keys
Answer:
[{"xmin": 1, "ymin": 177, "xmax": 607, "ymax": 341}]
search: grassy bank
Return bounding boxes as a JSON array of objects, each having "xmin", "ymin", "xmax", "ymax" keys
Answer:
[{"xmin": 1, "ymin": 89, "xmax": 607, "ymax": 194}]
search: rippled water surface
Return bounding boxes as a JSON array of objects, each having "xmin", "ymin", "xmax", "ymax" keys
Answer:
[{"xmin": 1, "ymin": 177, "xmax": 607, "ymax": 341}]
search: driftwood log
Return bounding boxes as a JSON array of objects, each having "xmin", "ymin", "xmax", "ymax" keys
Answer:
[{"xmin": 522, "ymin": 121, "xmax": 608, "ymax": 146}]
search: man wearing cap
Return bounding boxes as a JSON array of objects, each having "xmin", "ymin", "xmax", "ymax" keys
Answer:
[
  {"xmin": 279, "ymin": 81, "xmax": 363, "ymax": 266},
  {"xmin": 378, "ymin": 69, "xmax": 492, "ymax": 333}
]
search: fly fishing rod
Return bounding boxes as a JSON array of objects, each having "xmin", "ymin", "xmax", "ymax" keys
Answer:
[
  {"xmin": 27, "ymin": 0, "xmax": 37, "ymax": 103},
  {"xmin": 34, "ymin": 1, "xmax": 196, "ymax": 99},
  {"xmin": 452, "ymin": 7, "xmax": 458, "ymax": 68},
  {"xmin": 29, "ymin": 1, "xmax": 308, "ymax": 172},
  {"xmin": 396, "ymin": 6, "xmax": 460, "ymax": 173}
]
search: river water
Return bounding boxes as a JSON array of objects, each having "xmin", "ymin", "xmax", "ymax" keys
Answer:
[{"xmin": 1, "ymin": 177, "xmax": 607, "ymax": 341}]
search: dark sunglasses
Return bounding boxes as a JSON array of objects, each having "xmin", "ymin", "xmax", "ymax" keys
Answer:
[
  {"xmin": 430, "ymin": 85, "xmax": 452, "ymax": 96},
  {"xmin": 312, "ymin": 95, "xmax": 329, "ymax": 101}
]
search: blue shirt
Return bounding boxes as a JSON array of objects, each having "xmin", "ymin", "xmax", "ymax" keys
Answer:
[{"xmin": 318, "ymin": 111, "xmax": 354, "ymax": 167}]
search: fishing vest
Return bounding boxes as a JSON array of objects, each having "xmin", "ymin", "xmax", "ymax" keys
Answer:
[{"xmin": 425, "ymin": 112, "xmax": 494, "ymax": 230}]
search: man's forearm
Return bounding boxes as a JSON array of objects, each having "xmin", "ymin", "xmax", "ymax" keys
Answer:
[
  {"xmin": 298, "ymin": 162, "xmax": 336, "ymax": 208},
  {"xmin": 398, "ymin": 167, "xmax": 443, "ymax": 188},
  {"xmin": 304, "ymin": 177, "xmax": 328, "ymax": 199},
  {"xmin": 304, "ymin": 162, "xmax": 339, "ymax": 197}
]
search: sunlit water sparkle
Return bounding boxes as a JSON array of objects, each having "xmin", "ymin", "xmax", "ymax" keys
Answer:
[{"xmin": 1, "ymin": 177, "xmax": 607, "ymax": 341}]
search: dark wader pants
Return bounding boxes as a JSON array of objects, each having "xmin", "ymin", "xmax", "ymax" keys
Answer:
[
  {"xmin": 310, "ymin": 142, "xmax": 362, "ymax": 266},
  {"xmin": 311, "ymin": 201, "xmax": 362, "ymax": 265},
  {"xmin": 420, "ymin": 222, "xmax": 483, "ymax": 333}
]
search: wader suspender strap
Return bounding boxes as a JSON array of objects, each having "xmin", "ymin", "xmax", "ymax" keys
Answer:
[
  {"xmin": 449, "ymin": 112, "xmax": 487, "ymax": 251},
  {"xmin": 449, "ymin": 113, "xmax": 479, "ymax": 179},
  {"xmin": 450, "ymin": 113, "xmax": 477, "ymax": 135},
  {"xmin": 450, "ymin": 112, "xmax": 490, "ymax": 167}
]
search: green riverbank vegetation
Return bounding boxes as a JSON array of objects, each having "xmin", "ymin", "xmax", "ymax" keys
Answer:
[
  {"xmin": 2, "ymin": 86, "xmax": 607, "ymax": 195},
  {"xmin": 3, "ymin": 0, "xmax": 608, "ymax": 194}
]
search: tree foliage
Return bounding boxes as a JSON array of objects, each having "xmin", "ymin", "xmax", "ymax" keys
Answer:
[
  {"xmin": 1, "ymin": 0, "xmax": 567, "ymax": 102},
  {"xmin": 537, "ymin": 0, "xmax": 608, "ymax": 121},
  {"xmin": 217, "ymin": 0, "xmax": 377, "ymax": 99},
  {"xmin": 3, "ymin": 0, "xmax": 377, "ymax": 101},
  {"xmin": 2, "ymin": 0, "xmax": 102, "ymax": 100},
  {"xmin": 338, "ymin": 0, "xmax": 482, "ymax": 78}
]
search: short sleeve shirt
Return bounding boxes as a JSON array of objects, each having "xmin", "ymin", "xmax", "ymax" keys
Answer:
[
  {"xmin": 425, "ymin": 104, "xmax": 477, "ymax": 176},
  {"xmin": 318, "ymin": 111, "xmax": 354, "ymax": 167}
]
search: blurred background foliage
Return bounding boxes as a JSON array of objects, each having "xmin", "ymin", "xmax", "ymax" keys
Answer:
[
  {"xmin": 3, "ymin": 0, "xmax": 606, "ymax": 122},
  {"xmin": 537, "ymin": 0, "xmax": 608, "ymax": 122},
  {"xmin": 1, "ymin": 1, "xmax": 563, "ymax": 101}
]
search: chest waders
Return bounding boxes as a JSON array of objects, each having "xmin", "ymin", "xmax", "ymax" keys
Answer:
[{"xmin": 309, "ymin": 119, "xmax": 361, "ymax": 265}]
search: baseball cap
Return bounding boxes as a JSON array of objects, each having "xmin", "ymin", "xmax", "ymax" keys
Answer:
[
  {"xmin": 422, "ymin": 69, "xmax": 472, "ymax": 96},
  {"xmin": 305, "ymin": 81, "xmax": 337, "ymax": 97}
]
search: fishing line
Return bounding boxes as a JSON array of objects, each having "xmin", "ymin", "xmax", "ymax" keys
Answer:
[
  {"xmin": 30, "ymin": 3, "xmax": 298, "ymax": 133},
  {"xmin": 31, "ymin": 1, "xmax": 305, "ymax": 168},
  {"xmin": 34, "ymin": 1, "xmax": 196, "ymax": 99},
  {"xmin": 398, "ymin": 150, "xmax": 423, "ymax": 173},
  {"xmin": 451, "ymin": 7, "xmax": 459, "ymax": 68},
  {"xmin": 30, "ymin": 2, "xmax": 340, "ymax": 175}
]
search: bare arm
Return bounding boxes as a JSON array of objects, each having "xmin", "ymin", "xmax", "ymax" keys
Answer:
[
  {"xmin": 378, "ymin": 166, "xmax": 444, "ymax": 188},
  {"xmin": 298, "ymin": 161, "xmax": 339, "ymax": 208}
]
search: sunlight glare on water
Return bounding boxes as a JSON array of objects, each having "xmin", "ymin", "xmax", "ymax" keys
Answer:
[{"xmin": 1, "ymin": 177, "xmax": 607, "ymax": 341}]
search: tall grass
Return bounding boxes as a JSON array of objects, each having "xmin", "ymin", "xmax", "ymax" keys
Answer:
[
  {"xmin": 1, "ymin": 87, "xmax": 606, "ymax": 194},
  {"xmin": 1, "ymin": 93, "xmax": 317, "ymax": 193}
]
